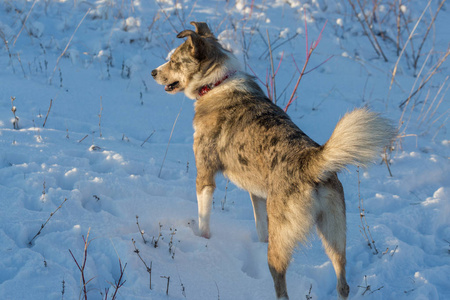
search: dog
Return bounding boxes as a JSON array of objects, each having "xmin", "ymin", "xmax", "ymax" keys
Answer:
[{"xmin": 152, "ymin": 21, "xmax": 396, "ymax": 299}]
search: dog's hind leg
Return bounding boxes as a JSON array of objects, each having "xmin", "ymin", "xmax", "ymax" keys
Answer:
[
  {"xmin": 266, "ymin": 202, "xmax": 302, "ymax": 299},
  {"xmin": 316, "ymin": 185, "xmax": 349, "ymax": 299},
  {"xmin": 268, "ymin": 241, "xmax": 289, "ymax": 300},
  {"xmin": 249, "ymin": 193, "xmax": 268, "ymax": 242},
  {"xmin": 196, "ymin": 173, "xmax": 215, "ymax": 239},
  {"xmin": 266, "ymin": 191, "xmax": 316, "ymax": 299}
]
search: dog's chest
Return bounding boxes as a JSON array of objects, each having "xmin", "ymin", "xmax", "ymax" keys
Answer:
[{"xmin": 193, "ymin": 106, "xmax": 269, "ymax": 196}]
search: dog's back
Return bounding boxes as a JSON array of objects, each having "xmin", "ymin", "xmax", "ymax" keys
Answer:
[{"xmin": 194, "ymin": 74, "xmax": 322, "ymax": 194}]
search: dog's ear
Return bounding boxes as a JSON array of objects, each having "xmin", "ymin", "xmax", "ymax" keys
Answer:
[
  {"xmin": 190, "ymin": 21, "xmax": 214, "ymax": 38},
  {"xmin": 177, "ymin": 30, "xmax": 207, "ymax": 60}
]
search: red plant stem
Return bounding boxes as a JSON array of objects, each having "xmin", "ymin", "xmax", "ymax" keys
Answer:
[
  {"xmin": 304, "ymin": 55, "xmax": 334, "ymax": 75},
  {"xmin": 313, "ymin": 19, "xmax": 327, "ymax": 48},
  {"xmin": 284, "ymin": 16, "xmax": 328, "ymax": 112},
  {"xmin": 274, "ymin": 51, "xmax": 284, "ymax": 76},
  {"xmin": 247, "ymin": 63, "xmax": 266, "ymax": 86},
  {"xmin": 284, "ymin": 51, "xmax": 310, "ymax": 112},
  {"xmin": 304, "ymin": 11, "xmax": 309, "ymax": 61},
  {"xmin": 248, "ymin": 0, "xmax": 255, "ymax": 19}
]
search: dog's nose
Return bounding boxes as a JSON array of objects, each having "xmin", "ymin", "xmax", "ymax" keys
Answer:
[{"xmin": 151, "ymin": 69, "xmax": 157, "ymax": 78}]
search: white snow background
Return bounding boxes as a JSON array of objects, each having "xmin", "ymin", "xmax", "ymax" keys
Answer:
[{"xmin": 0, "ymin": 0, "xmax": 449, "ymax": 299}]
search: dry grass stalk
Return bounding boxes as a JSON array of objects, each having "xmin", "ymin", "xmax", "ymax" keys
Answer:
[
  {"xmin": 78, "ymin": 134, "xmax": 89, "ymax": 143},
  {"xmin": 358, "ymin": 275, "xmax": 384, "ymax": 295},
  {"xmin": 357, "ymin": 167, "xmax": 378, "ymax": 254},
  {"xmin": 432, "ymin": 114, "xmax": 449, "ymax": 141},
  {"xmin": 0, "ymin": 29, "xmax": 14, "ymax": 72},
  {"xmin": 397, "ymin": 47, "xmax": 449, "ymax": 135},
  {"xmin": 396, "ymin": 0, "xmax": 402, "ymax": 56},
  {"xmin": 12, "ymin": 0, "xmax": 38, "ymax": 47},
  {"xmin": 389, "ymin": 0, "xmax": 433, "ymax": 94},
  {"xmin": 159, "ymin": 100, "xmax": 184, "ymax": 178},
  {"xmin": 267, "ymin": 29, "xmax": 277, "ymax": 104},
  {"xmin": 397, "ymin": 49, "xmax": 433, "ymax": 133},
  {"xmin": 221, "ymin": 179, "xmax": 229, "ymax": 211},
  {"xmin": 426, "ymin": 82, "xmax": 449, "ymax": 123},
  {"xmin": 412, "ymin": 0, "xmax": 447, "ymax": 71},
  {"xmin": 49, "ymin": 8, "xmax": 91, "ymax": 85},
  {"xmin": 247, "ymin": 49, "xmax": 284, "ymax": 104},
  {"xmin": 399, "ymin": 47, "xmax": 450, "ymax": 109},
  {"xmin": 418, "ymin": 76, "xmax": 449, "ymax": 126},
  {"xmin": 382, "ymin": 147, "xmax": 393, "ymax": 177},
  {"xmin": 98, "ymin": 96, "xmax": 103, "ymax": 137},
  {"xmin": 157, "ymin": 1, "xmax": 179, "ymax": 34},
  {"xmin": 16, "ymin": 52, "xmax": 26, "ymax": 78},
  {"xmin": 11, "ymin": 96, "xmax": 19, "ymax": 129},
  {"xmin": 152, "ymin": 223, "xmax": 163, "ymax": 248},
  {"xmin": 347, "ymin": 0, "xmax": 387, "ymax": 61},
  {"xmin": 357, "ymin": 0, "xmax": 388, "ymax": 61}
]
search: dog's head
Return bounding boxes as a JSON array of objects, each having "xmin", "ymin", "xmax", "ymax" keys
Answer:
[{"xmin": 152, "ymin": 21, "xmax": 238, "ymax": 99}]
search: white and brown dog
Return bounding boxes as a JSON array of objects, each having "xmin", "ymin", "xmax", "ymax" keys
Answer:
[{"xmin": 152, "ymin": 21, "xmax": 395, "ymax": 299}]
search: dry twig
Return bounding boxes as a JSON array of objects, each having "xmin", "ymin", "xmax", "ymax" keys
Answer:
[
  {"xmin": 69, "ymin": 228, "xmax": 94, "ymax": 300},
  {"xmin": 29, "ymin": 198, "xmax": 68, "ymax": 245},
  {"xmin": 136, "ymin": 215, "xmax": 147, "ymax": 244},
  {"xmin": 43, "ymin": 99, "xmax": 53, "ymax": 128},
  {"xmin": 132, "ymin": 239, "xmax": 153, "ymax": 289},
  {"xmin": 161, "ymin": 276, "xmax": 170, "ymax": 295},
  {"xmin": 106, "ymin": 259, "xmax": 127, "ymax": 300},
  {"xmin": 141, "ymin": 130, "xmax": 156, "ymax": 147}
]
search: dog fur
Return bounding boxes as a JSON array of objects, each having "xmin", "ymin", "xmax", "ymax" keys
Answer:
[{"xmin": 152, "ymin": 21, "xmax": 396, "ymax": 299}]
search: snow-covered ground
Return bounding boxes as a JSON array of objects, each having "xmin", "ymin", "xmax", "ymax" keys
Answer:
[{"xmin": 0, "ymin": 0, "xmax": 449, "ymax": 299}]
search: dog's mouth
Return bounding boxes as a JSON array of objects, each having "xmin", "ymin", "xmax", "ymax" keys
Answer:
[{"xmin": 165, "ymin": 81, "xmax": 180, "ymax": 92}]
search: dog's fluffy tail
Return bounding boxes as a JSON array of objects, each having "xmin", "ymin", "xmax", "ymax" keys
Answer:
[{"xmin": 316, "ymin": 108, "xmax": 396, "ymax": 180}]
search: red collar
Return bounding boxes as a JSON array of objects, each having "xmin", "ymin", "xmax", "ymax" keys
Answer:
[{"xmin": 198, "ymin": 71, "xmax": 237, "ymax": 97}]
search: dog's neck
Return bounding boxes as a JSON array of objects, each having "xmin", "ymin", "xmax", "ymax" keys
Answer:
[{"xmin": 197, "ymin": 70, "xmax": 237, "ymax": 98}]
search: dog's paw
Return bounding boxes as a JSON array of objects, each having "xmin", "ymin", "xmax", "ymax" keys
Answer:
[
  {"xmin": 198, "ymin": 221, "xmax": 211, "ymax": 239},
  {"xmin": 200, "ymin": 230, "xmax": 211, "ymax": 239}
]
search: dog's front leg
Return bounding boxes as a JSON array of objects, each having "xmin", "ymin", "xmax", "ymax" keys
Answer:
[
  {"xmin": 196, "ymin": 174, "xmax": 215, "ymax": 239},
  {"xmin": 250, "ymin": 193, "xmax": 269, "ymax": 242}
]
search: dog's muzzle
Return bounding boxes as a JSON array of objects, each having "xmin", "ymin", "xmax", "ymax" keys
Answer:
[
  {"xmin": 151, "ymin": 68, "xmax": 180, "ymax": 92},
  {"xmin": 165, "ymin": 81, "xmax": 180, "ymax": 92}
]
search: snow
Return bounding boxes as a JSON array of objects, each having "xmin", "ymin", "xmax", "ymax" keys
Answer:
[{"xmin": 0, "ymin": 0, "xmax": 449, "ymax": 299}]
